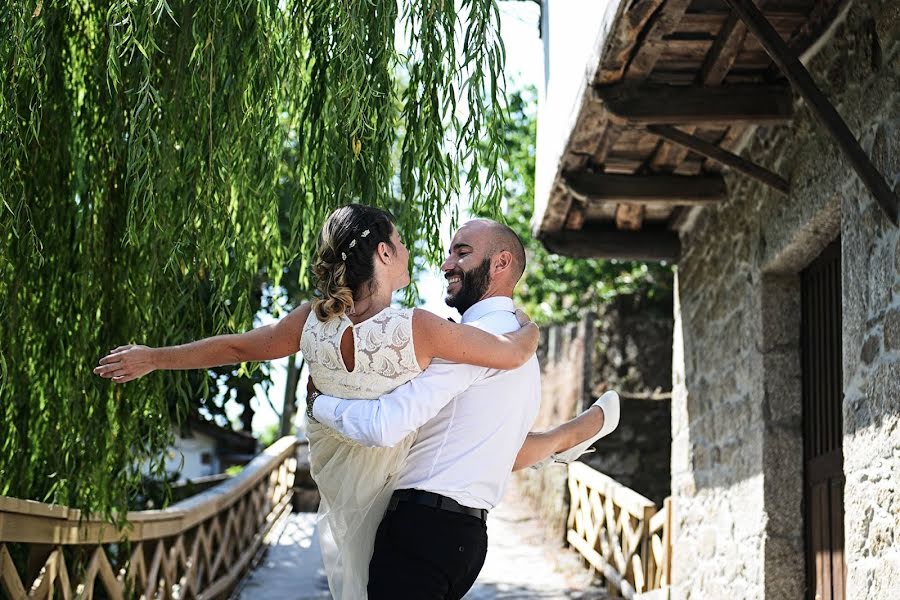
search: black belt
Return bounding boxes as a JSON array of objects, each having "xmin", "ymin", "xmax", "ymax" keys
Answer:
[{"xmin": 388, "ymin": 489, "xmax": 488, "ymax": 522}]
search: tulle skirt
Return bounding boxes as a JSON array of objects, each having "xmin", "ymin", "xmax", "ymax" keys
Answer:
[{"xmin": 307, "ymin": 421, "xmax": 416, "ymax": 600}]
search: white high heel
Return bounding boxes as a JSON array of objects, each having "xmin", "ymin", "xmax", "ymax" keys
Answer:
[{"xmin": 529, "ymin": 391, "xmax": 621, "ymax": 470}]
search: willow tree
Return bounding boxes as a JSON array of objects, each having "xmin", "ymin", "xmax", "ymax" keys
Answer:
[{"xmin": 0, "ymin": 0, "xmax": 507, "ymax": 517}]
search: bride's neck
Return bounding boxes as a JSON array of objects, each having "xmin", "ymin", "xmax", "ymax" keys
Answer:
[{"xmin": 349, "ymin": 288, "xmax": 393, "ymax": 322}]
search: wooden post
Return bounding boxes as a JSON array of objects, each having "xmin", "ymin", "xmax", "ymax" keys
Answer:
[
  {"xmin": 663, "ymin": 497, "xmax": 673, "ymax": 586},
  {"xmin": 722, "ymin": 0, "xmax": 899, "ymax": 225},
  {"xmin": 640, "ymin": 504, "xmax": 655, "ymax": 595}
]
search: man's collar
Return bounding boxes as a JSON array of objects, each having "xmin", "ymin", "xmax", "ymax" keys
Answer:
[{"xmin": 460, "ymin": 296, "xmax": 515, "ymax": 323}]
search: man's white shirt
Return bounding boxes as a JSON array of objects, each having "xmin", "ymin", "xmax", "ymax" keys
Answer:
[{"xmin": 312, "ymin": 296, "xmax": 541, "ymax": 510}]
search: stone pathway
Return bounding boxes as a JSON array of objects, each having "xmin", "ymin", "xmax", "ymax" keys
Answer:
[
  {"xmin": 466, "ymin": 485, "xmax": 608, "ymax": 600},
  {"xmin": 237, "ymin": 488, "xmax": 606, "ymax": 599}
]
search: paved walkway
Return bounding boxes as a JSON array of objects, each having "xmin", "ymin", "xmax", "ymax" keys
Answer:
[{"xmin": 238, "ymin": 486, "xmax": 606, "ymax": 599}]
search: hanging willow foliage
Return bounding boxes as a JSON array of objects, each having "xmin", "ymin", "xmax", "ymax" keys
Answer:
[{"xmin": 0, "ymin": 0, "xmax": 507, "ymax": 518}]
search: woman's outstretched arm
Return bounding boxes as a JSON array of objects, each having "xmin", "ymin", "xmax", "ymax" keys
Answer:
[
  {"xmin": 94, "ymin": 302, "xmax": 312, "ymax": 383},
  {"xmin": 411, "ymin": 307, "xmax": 539, "ymax": 371}
]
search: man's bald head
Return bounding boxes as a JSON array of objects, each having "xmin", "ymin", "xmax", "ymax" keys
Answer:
[
  {"xmin": 463, "ymin": 219, "xmax": 527, "ymax": 283},
  {"xmin": 441, "ymin": 219, "xmax": 528, "ymax": 312}
]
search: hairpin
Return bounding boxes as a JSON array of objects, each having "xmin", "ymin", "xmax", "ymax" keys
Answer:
[{"xmin": 342, "ymin": 229, "xmax": 372, "ymax": 262}]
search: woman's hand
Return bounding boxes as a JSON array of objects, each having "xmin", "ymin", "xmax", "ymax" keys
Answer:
[
  {"xmin": 513, "ymin": 309, "xmax": 540, "ymax": 357},
  {"xmin": 514, "ymin": 309, "xmax": 534, "ymax": 328},
  {"xmin": 93, "ymin": 345, "xmax": 157, "ymax": 384}
]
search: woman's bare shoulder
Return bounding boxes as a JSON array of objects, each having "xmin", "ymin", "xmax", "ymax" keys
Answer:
[
  {"xmin": 280, "ymin": 301, "xmax": 314, "ymax": 339},
  {"xmin": 411, "ymin": 307, "xmax": 441, "ymax": 330}
]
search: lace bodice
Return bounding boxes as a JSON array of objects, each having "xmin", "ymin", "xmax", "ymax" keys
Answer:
[{"xmin": 301, "ymin": 307, "xmax": 422, "ymax": 400}]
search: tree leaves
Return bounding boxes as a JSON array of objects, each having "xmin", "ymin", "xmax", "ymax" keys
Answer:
[{"xmin": 0, "ymin": 0, "xmax": 507, "ymax": 519}]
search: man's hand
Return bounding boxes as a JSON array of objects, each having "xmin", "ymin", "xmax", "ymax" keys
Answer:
[{"xmin": 306, "ymin": 376, "xmax": 319, "ymax": 400}]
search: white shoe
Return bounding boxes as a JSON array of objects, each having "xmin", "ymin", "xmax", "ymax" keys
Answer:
[{"xmin": 550, "ymin": 391, "xmax": 620, "ymax": 465}]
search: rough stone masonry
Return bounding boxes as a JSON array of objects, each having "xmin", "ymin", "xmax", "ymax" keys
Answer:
[{"xmin": 671, "ymin": 1, "xmax": 900, "ymax": 598}]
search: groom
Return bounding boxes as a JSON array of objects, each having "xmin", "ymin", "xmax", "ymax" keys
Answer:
[{"xmin": 308, "ymin": 219, "xmax": 541, "ymax": 598}]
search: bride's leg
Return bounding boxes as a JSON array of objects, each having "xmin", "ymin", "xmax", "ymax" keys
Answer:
[{"xmin": 511, "ymin": 406, "xmax": 604, "ymax": 471}]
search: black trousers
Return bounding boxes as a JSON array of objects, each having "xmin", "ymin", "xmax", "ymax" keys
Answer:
[{"xmin": 367, "ymin": 500, "xmax": 488, "ymax": 599}]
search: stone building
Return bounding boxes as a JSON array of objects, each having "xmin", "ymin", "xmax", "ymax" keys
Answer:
[{"xmin": 533, "ymin": 1, "xmax": 899, "ymax": 599}]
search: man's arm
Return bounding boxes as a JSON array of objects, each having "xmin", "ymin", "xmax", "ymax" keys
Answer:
[{"xmin": 311, "ymin": 361, "xmax": 484, "ymax": 447}]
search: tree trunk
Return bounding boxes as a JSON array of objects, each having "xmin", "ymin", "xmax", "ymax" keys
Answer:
[{"xmin": 281, "ymin": 355, "xmax": 303, "ymax": 437}]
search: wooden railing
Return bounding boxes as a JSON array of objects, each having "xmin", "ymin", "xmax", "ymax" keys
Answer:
[
  {"xmin": 566, "ymin": 461, "xmax": 672, "ymax": 599},
  {"xmin": 0, "ymin": 436, "xmax": 298, "ymax": 600}
]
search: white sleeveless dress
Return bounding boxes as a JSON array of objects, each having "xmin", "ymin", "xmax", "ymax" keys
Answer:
[{"xmin": 301, "ymin": 307, "xmax": 421, "ymax": 599}]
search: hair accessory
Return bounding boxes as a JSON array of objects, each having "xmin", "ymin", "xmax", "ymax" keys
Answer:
[{"xmin": 342, "ymin": 228, "xmax": 372, "ymax": 263}]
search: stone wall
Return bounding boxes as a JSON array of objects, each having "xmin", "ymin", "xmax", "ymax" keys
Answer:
[
  {"xmin": 585, "ymin": 294, "xmax": 673, "ymax": 506},
  {"xmin": 671, "ymin": 3, "xmax": 900, "ymax": 599},
  {"xmin": 516, "ymin": 296, "xmax": 674, "ymax": 539},
  {"xmin": 515, "ymin": 318, "xmax": 593, "ymax": 540}
]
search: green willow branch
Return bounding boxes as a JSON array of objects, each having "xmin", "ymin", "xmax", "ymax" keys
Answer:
[{"xmin": 0, "ymin": 0, "xmax": 508, "ymax": 520}]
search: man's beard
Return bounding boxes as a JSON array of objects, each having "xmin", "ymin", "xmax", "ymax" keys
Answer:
[{"xmin": 445, "ymin": 257, "xmax": 492, "ymax": 314}]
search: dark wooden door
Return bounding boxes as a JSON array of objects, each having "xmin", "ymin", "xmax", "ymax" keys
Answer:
[{"xmin": 801, "ymin": 239, "xmax": 846, "ymax": 600}]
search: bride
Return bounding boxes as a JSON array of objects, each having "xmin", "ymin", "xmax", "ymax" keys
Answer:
[{"xmin": 95, "ymin": 203, "xmax": 614, "ymax": 598}]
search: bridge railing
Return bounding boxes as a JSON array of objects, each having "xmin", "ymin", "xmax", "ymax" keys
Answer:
[
  {"xmin": 566, "ymin": 461, "xmax": 671, "ymax": 599},
  {"xmin": 0, "ymin": 435, "xmax": 298, "ymax": 600}
]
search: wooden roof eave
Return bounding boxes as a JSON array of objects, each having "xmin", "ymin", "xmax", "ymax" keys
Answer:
[{"xmin": 534, "ymin": 0, "xmax": 898, "ymax": 262}]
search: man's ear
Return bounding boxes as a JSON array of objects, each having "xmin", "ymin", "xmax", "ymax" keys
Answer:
[{"xmin": 492, "ymin": 250, "xmax": 513, "ymax": 275}]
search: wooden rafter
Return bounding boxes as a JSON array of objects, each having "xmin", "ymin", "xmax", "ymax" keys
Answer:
[
  {"xmin": 652, "ymin": 2, "xmax": 766, "ymax": 174},
  {"xmin": 722, "ymin": 0, "xmax": 899, "ymax": 224},
  {"xmin": 625, "ymin": 0, "xmax": 694, "ymax": 80},
  {"xmin": 541, "ymin": 228, "xmax": 681, "ymax": 261},
  {"xmin": 598, "ymin": 0, "xmax": 667, "ymax": 83},
  {"xmin": 615, "ymin": 204, "xmax": 646, "ymax": 230},
  {"xmin": 564, "ymin": 171, "xmax": 727, "ymax": 206},
  {"xmin": 647, "ymin": 125, "xmax": 790, "ymax": 195},
  {"xmin": 594, "ymin": 82, "xmax": 794, "ymax": 126},
  {"xmin": 701, "ymin": 11, "xmax": 752, "ymax": 85},
  {"xmin": 618, "ymin": 0, "xmax": 693, "ymax": 228},
  {"xmin": 565, "ymin": 200, "xmax": 587, "ymax": 230}
]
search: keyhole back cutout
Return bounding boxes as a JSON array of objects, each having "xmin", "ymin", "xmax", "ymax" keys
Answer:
[{"xmin": 339, "ymin": 325, "xmax": 356, "ymax": 373}]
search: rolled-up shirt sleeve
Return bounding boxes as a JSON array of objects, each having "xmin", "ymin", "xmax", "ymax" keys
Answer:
[{"xmin": 312, "ymin": 361, "xmax": 484, "ymax": 447}]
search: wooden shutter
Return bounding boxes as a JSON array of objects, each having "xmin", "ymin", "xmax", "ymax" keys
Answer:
[{"xmin": 800, "ymin": 238, "xmax": 846, "ymax": 600}]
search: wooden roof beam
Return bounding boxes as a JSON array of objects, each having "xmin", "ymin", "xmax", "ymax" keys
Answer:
[
  {"xmin": 625, "ymin": 0, "xmax": 694, "ymax": 80},
  {"xmin": 594, "ymin": 82, "xmax": 793, "ymax": 126},
  {"xmin": 564, "ymin": 171, "xmax": 728, "ymax": 206},
  {"xmin": 722, "ymin": 0, "xmax": 899, "ymax": 225},
  {"xmin": 647, "ymin": 125, "xmax": 790, "ymax": 195},
  {"xmin": 540, "ymin": 228, "xmax": 681, "ymax": 262},
  {"xmin": 701, "ymin": 10, "xmax": 753, "ymax": 86},
  {"xmin": 654, "ymin": 2, "xmax": 768, "ymax": 174}
]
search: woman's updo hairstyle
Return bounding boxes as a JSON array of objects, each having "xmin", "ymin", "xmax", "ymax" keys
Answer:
[{"xmin": 311, "ymin": 204, "xmax": 397, "ymax": 321}]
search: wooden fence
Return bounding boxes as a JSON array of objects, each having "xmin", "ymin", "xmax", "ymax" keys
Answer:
[
  {"xmin": 0, "ymin": 436, "xmax": 298, "ymax": 600},
  {"xmin": 566, "ymin": 461, "xmax": 672, "ymax": 599}
]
